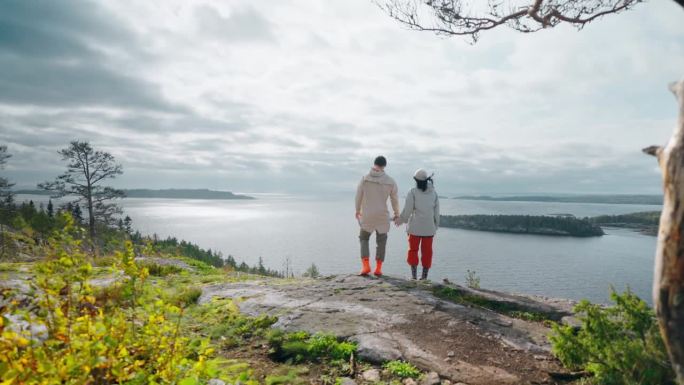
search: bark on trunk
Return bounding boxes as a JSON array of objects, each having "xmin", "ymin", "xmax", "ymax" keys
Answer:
[
  {"xmin": 87, "ymin": 188, "xmax": 95, "ymax": 241},
  {"xmin": 646, "ymin": 78, "xmax": 684, "ymax": 384}
]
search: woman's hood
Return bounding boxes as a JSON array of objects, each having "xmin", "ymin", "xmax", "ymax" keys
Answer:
[{"xmin": 416, "ymin": 184, "xmax": 435, "ymax": 193}]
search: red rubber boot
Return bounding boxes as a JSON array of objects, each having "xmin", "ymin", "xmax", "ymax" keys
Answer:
[
  {"xmin": 359, "ymin": 257, "xmax": 371, "ymax": 276},
  {"xmin": 374, "ymin": 259, "xmax": 383, "ymax": 277}
]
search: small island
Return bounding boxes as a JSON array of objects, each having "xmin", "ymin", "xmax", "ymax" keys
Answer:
[{"xmin": 440, "ymin": 214, "xmax": 605, "ymax": 237}]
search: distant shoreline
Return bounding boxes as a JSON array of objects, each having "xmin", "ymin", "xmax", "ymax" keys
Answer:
[
  {"xmin": 453, "ymin": 194, "xmax": 662, "ymax": 205},
  {"xmin": 15, "ymin": 188, "xmax": 255, "ymax": 200}
]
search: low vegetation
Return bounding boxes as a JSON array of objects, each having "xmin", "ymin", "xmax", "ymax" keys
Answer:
[
  {"xmin": 2, "ymin": 212, "xmax": 416, "ymax": 384},
  {"xmin": 0, "ymin": 216, "xmax": 220, "ymax": 384},
  {"xmin": 465, "ymin": 269, "xmax": 480, "ymax": 289},
  {"xmin": 303, "ymin": 263, "xmax": 321, "ymax": 278},
  {"xmin": 550, "ymin": 289, "xmax": 675, "ymax": 385},
  {"xmin": 267, "ymin": 330, "xmax": 356, "ymax": 364},
  {"xmin": 434, "ymin": 286, "xmax": 552, "ymax": 323},
  {"xmin": 382, "ymin": 360, "xmax": 421, "ymax": 379}
]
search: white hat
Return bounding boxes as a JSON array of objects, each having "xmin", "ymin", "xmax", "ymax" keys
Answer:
[{"xmin": 413, "ymin": 168, "xmax": 429, "ymax": 181}]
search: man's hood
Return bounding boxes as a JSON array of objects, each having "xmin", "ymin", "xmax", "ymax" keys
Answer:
[{"xmin": 364, "ymin": 168, "xmax": 394, "ymax": 185}]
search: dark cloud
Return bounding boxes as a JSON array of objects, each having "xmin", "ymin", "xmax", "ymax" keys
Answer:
[
  {"xmin": 0, "ymin": 1, "xmax": 133, "ymax": 59},
  {"xmin": 0, "ymin": 0, "xmax": 179, "ymax": 111},
  {"xmin": 0, "ymin": 56, "xmax": 179, "ymax": 111}
]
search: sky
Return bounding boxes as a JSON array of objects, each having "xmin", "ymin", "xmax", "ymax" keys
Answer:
[{"xmin": 1, "ymin": 0, "xmax": 683, "ymax": 196}]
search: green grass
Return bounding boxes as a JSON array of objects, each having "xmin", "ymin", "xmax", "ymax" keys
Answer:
[
  {"xmin": 433, "ymin": 286, "xmax": 552, "ymax": 322},
  {"xmin": 267, "ymin": 330, "xmax": 357, "ymax": 364},
  {"xmin": 141, "ymin": 261, "xmax": 185, "ymax": 276},
  {"xmin": 186, "ymin": 297, "xmax": 278, "ymax": 348},
  {"xmin": 383, "ymin": 360, "xmax": 421, "ymax": 379},
  {"xmin": 0, "ymin": 262, "xmax": 30, "ymax": 272}
]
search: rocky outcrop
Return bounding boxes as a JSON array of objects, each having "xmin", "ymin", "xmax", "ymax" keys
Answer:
[{"xmin": 200, "ymin": 274, "xmax": 574, "ymax": 384}]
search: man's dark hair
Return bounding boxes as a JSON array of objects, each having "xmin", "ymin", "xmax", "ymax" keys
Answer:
[{"xmin": 374, "ymin": 156, "xmax": 387, "ymax": 167}]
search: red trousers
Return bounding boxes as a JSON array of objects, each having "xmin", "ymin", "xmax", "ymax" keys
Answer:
[{"xmin": 407, "ymin": 234, "xmax": 434, "ymax": 268}]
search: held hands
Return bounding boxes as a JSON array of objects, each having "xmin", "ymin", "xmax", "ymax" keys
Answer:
[{"xmin": 356, "ymin": 212, "xmax": 402, "ymax": 227}]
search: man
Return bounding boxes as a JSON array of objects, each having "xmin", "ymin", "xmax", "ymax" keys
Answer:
[{"xmin": 355, "ymin": 155, "xmax": 400, "ymax": 276}]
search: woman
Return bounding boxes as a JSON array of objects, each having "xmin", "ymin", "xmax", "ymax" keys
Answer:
[{"xmin": 397, "ymin": 169, "xmax": 440, "ymax": 280}]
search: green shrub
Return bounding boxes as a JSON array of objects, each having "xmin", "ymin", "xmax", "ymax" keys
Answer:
[
  {"xmin": 383, "ymin": 360, "xmax": 421, "ymax": 378},
  {"xmin": 307, "ymin": 333, "xmax": 356, "ymax": 360},
  {"xmin": 465, "ymin": 269, "xmax": 480, "ymax": 289},
  {"xmin": 549, "ymin": 289, "xmax": 675, "ymax": 385},
  {"xmin": 267, "ymin": 330, "xmax": 356, "ymax": 363},
  {"xmin": 173, "ymin": 286, "xmax": 202, "ymax": 307},
  {"xmin": 508, "ymin": 310, "xmax": 547, "ymax": 322},
  {"xmin": 141, "ymin": 261, "xmax": 184, "ymax": 276},
  {"xmin": 188, "ymin": 297, "xmax": 277, "ymax": 346},
  {"xmin": 90, "ymin": 254, "xmax": 118, "ymax": 267},
  {"xmin": 303, "ymin": 263, "xmax": 320, "ymax": 278}
]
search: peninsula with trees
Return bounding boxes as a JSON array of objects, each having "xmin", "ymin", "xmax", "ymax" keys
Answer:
[
  {"xmin": 589, "ymin": 211, "xmax": 661, "ymax": 236},
  {"xmin": 16, "ymin": 188, "xmax": 254, "ymax": 200}
]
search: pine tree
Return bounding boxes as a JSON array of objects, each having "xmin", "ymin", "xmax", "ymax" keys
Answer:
[
  {"xmin": 72, "ymin": 205, "xmax": 83, "ymax": 223},
  {"xmin": 123, "ymin": 215, "xmax": 132, "ymax": 234},
  {"xmin": 38, "ymin": 141, "xmax": 124, "ymax": 240}
]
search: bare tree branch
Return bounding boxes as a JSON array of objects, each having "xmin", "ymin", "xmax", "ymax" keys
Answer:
[{"xmin": 376, "ymin": 0, "xmax": 647, "ymax": 43}]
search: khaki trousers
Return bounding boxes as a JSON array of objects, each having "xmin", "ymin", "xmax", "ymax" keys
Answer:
[{"xmin": 359, "ymin": 229, "xmax": 388, "ymax": 261}]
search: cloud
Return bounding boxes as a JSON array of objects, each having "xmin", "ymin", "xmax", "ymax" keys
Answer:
[
  {"xmin": 0, "ymin": 0, "xmax": 682, "ymax": 194},
  {"xmin": 194, "ymin": 5, "xmax": 275, "ymax": 43},
  {"xmin": 0, "ymin": 0, "xmax": 178, "ymax": 111}
]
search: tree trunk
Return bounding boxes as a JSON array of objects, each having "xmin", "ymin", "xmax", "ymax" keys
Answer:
[
  {"xmin": 646, "ymin": 78, "xmax": 684, "ymax": 384},
  {"xmin": 87, "ymin": 188, "xmax": 95, "ymax": 241}
]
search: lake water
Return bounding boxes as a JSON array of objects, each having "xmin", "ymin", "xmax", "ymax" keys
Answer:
[{"xmin": 19, "ymin": 194, "xmax": 660, "ymax": 304}]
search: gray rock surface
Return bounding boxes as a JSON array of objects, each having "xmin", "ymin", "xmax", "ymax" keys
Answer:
[
  {"xmin": 201, "ymin": 274, "xmax": 570, "ymax": 384},
  {"xmin": 420, "ymin": 371, "xmax": 441, "ymax": 385},
  {"xmin": 362, "ymin": 368, "xmax": 381, "ymax": 382},
  {"xmin": 337, "ymin": 378, "xmax": 357, "ymax": 385},
  {"xmin": 5, "ymin": 313, "xmax": 48, "ymax": 343}
]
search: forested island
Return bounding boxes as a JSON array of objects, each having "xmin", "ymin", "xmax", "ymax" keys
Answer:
[
  {"xmin": 453, "ymin": 194, "xmax": 662, "ymax": 205},
  {"xmin": 441, "ymin": 211, "xmax": 662, "ymax": 237},
  {"xmin": 440, "ymin": 214, "xmax": 605, "ymax": 237},
  {"xmin": 16, "ymin": 188, "xmax": 254, "ymax": 200}
]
